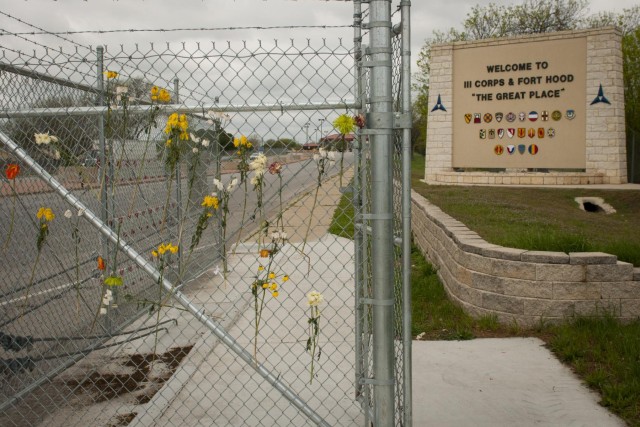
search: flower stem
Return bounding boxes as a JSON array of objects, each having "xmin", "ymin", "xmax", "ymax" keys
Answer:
[
  {"xmin": 302, "ymin": 185, "xmax": 320, "ymax": 253},
  {"xmin": 22, "ymin": 249, "xmax": 42, "ymax": 317},
  {"xmin": 2, "ymin": 182, "xmax": 16, "ymax": 250},
  {"xmin": 233, "ymin": 179, "xmax": 248, "ymax": 255}
]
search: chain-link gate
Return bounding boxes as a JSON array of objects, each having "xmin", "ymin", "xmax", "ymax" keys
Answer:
[{"xmin": 1, "ymin": 1, "xmax": 411, "ymax": 425}]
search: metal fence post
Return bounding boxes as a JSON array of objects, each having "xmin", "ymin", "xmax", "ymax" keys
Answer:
[
  {"xmin": 400, "ymin": 1, "xmax": 413, "ymax": 426},
  {"xmin": 369, "ymin": 0, "xmax": 395, "ymax": 425},
  {"xmin": 174, "ymin": 77, "xmax": 183, "ymax": 276}
]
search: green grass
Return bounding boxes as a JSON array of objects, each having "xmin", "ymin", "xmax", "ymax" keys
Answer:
[
  {"xmin": 328, "ymin": 187, "xmax": 355, "ymax": 239},
  {"xmin": 411, "ymin": 154, "xmax": 640, "ymax": 266}
]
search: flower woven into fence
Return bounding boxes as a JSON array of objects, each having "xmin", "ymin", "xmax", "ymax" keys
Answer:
[
  {"xmin": 306, "ymin": 290, "xmax": 325, "ymax": 384},
  {"xmin": 3, "ymin": 164, "xmax": 20, "ymax": 249}
]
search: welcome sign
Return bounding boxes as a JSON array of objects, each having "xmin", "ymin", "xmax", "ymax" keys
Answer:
[{"xmin": 452, "ymin": 37, "xmax": 587, "ymax": 169}]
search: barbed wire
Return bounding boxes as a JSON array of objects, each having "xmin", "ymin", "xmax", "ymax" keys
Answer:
[{"xmin": 0, "ymin": 25, "xmax": 355, "ymax": 37}]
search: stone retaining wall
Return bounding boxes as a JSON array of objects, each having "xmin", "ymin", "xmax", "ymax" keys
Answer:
[{"xmin": 411, "ymin": 190, "xmax": 640, "ymax": 326}]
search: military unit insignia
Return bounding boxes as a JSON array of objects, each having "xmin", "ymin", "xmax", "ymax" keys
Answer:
[
  {"xmin": 528, "ymin": 111, "xmax": 538, "ymax": 122},
  {"xmin": 507, "ymin": 145, "xmax": 515, "ymax": 154},
  {"xmin": 484, "ymin": 113, "xmax": 493, "ymax": 123},
  {"xmin": 537, "ymin": 128, "xmax": 545, "ymax": 138},
  {"xmin": 518, "ymin": 144, "xmax": 526, "ymax": 154},
  {"xmin": 551, "ymin": 110, "xmax": 562, "ymax": 121},
  {"xmin": 474, "ymin": 113, "xmax": 481, "ymax": 124},
  {"xmin": 507, "ymin": 128, "xmax": 515, "ymax": 138},
  {"xmin": 566, "ymin": 109, "xmax": 576, "ymax": 120},
  {"xmin": 529, "ymin": 144, "xmax": 539, "ymax": 155},
  {"xmin": 464, "ymin": 113, "xmax": 472, "ymax": 124},
  {"xmin": 494, "ymin": 145, "xmax": 504, "ymax": 155},
  {"xmin": 495, "ymin": 112, "xmax": 504, "ymax": 122},
  {"xmin": 591, "ymin": 83, "xmax": 611, "ymax": 105},
  {"xmin": 527, "ymin": 128, "xmax": 535, "ymax": 138},
  {"xmin": 479, "ymin": 129, "xmax": 486, "ymax": 139},
  {"xmin": 506, "ymin": 112, "xmax": 516, "ymax": 122},
  {"xmin": 498, "ymin": 129, "xmax": 505, "ymax": 139},
  {"xmin": 547, "ymin": 128, "xmax": 556, "ymax": 138},
  {"xmin": 518, "ymin": 112, "xmax": 526, "ymax": 121},
  {"xmin": 541, "ymin": 111, "xmax": 549, "ymax": 121},
  {"xmin": 518, "ymin": 128, "xmax": 526, "ymax": 138},
  {"xmin": 488, "ymin": 129, "xmax": 496, "ymax": 139}
]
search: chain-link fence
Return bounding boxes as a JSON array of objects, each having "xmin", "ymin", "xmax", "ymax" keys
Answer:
[{"xmin": 1, "ymin": 1, "xmax": 411, "ymax": 425}]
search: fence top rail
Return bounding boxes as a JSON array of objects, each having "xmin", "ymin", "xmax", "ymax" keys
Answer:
[{"xmin": 0, "ymin": 101, "xmax": 360, "ymax": 119}]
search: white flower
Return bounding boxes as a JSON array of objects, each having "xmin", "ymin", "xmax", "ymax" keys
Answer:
[
  {"xmin": 190, "ymin": 133, "xmax": 201, "ymax": 143},
  {"xmin": 201, "ymin": 139, "xmax": 210, "ymax": 148},
  {"xmin": 77, "ymin": 208, "xmax": 85, "ymax": 217},
  {"xmin": 115, "ymin": 85, "xmax": 128, "ymax": 95},
  {"xmin": 212, "ymin": 178, "xmax": 224, "ymax": 192},
  {"xmin": 307, "ymin": 291, "xmax": 324, "ymax": 307},
  {"xmin": 227, "ymin": 177, "xmax": 238, "ymax": 192},
  {"xmin": 318, "ymin": 148, "xmax": 328, "ymax": 158},
  {"xmin": 99, "ymin": 307, "xmax": 107, "ymax": 315},
  {"xmin": 250, "ymin": 175, "xmax": 260, "ymax": 186},
  {"xmin": 249, "ymin": 153, "xmax": 268, "ymax": 173},
  {"xmin": 313, "ymin": 154, "xmax": 320, "ymax": 162},
  {"xmin": 212, "ymin": 265, "xmax": 221, "ymax": 276},
  {"xmin": 54, "ymin": 150, "xmax": 61, "ymax": 160},
  {"xmin": 64, "ymin": 209, "xmax": 73, "ymax": 219},
  {"xmin": 192, "ymin": 147, "xmax": 199, "ymax": 154},
  {"xmin": 34, "ymin": 133, "xmax": 52, "ymax": 145},
  {"xmin": 50, "ymin": 135, "xmax": 59, "ymax": 143},
  {"xmin": 328, "ymin": 151, "xmax": 337, "ymax": 161}
]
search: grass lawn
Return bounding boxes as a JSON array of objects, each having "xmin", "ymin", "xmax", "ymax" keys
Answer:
[{"xmin": 329, "ymin": 157, "xmax": 640, "ymax": 426}]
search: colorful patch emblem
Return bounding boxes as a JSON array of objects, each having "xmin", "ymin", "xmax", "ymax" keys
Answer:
[
  {"xmin": 498, "ymin": 129, "xmax": 505, "ymax": 139},
  {"xmin": 507, "ymin": 145, "xmax": 516, "ymax": 154},
  {"xmin": 518, "ymin": 112, "xmax": 526, "ymax": 121},
  {"xmin": 528, "ymin": 128, "xmax": 536, "ymax": 138},
  {"xmin": 495, "ymin": 112, "xmax": 504, "ymax": 122},
  {"xmin": 551, "ymin": 110, "xmax": 562, "ymax": 121},
  {"xmin": 474, "ymin": 113, "xmax": 482, "ymax": 124},
  {"xmin": 484, "ymin": 113, "xmax": 493, "ymax": 123},
  {"xmin": 528, "ymin": 111, "xmax": 538, "ymax": 122},
  {"xmin": 537, "ymin": 128, "xmax": 545, "ymax": 138},
  {"xmin": 547, "ymin": 128, "xmax": 556, "ymax": 138},
  {"xmin": 566, "ymin": 109, "xmax": 576, "ymax": 120},
  {"xmin": 529, "ymin": 144, "xmax": 539, "ymax": 155},
  {"xmin": 479, "ymin": 129, "xmax": 486, "ymax": 139},
  {"xmin": 541, "ymin": 111, "xmax": 549, "ymax": 121},
  {"xmin": 517, "ymin": 128, "xmax": 526, "ymax": 138},
  {"xmin": 464, "ymin": 113, "xmax": 472, "ymax": 124},
  {"xmin": 506, "ymin": 112, "xmax": 516, "ymax": 122},
  {"xmin": 518, "ymin": 144, "xmax": 526, "ymax": 154},
  {"xmin": 494, "ymin": 145, "xmax": 504, "ymax": 155},
  {"xmin": 507, "ymin": 128, "xmax": 515, "ymax": 138},
  {"xmin": 488, "ymin": 129, "xmax": 496, "ymax": 139}
]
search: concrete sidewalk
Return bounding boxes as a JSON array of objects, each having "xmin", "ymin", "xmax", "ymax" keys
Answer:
[{"xmin": 47, "ymin": 165, "xmax": 625, "ymax": 426}]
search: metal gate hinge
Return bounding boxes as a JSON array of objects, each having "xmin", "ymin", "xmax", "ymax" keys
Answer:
[
  {"xmin": 362, "ymin": 21, "xmax": 393, "ymax": 29},
  {"xmin": 360, "ymin": 298, "xmax": 394, "ymax": 306},
  {"xmin": 359, "ymin": 378, "xmax": 395, "ymax": 386},
  {"xmin": 360, "ymin": 60, "xmax": 392, "ymax": 68},
  {"xmin": 364, "ymin": 112, "xmax": 411, "ymax": 129}
]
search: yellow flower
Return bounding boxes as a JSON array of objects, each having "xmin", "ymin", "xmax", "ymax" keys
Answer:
[
  {"xmin": 270, "ymin": 283, "xmax": 277, "ymax": 291},
  {"xmin": 247, "ymin": 142, "xmax": 253, "ymax": 149},
  {"xmin": 262, "ymin": 282, "xmax": 269, "ymax": 289},
  {"xmin": 201, "ymin": 195, "xmax": 219, "ymax": 209},
  {"xmin": 179, "ymin": 131, "xmax": 189, "ymax": 140},
  {"xmin": 104, "ymin": 70, "xmax": 119, "ymax": 79},
  {"xmin": 258, "ymin": 266, "xmax": 265, "ymax": 272},
  {"xmin": 166, "ymin": 139, "xmax": 172, "ymax": 147},
  {"xmin": 259, "ymin": 249, "xmax": 270, "ymax": 258},
  {"xmin": 152, "ymin": 250, "xmax": 158, "ymax": 258},
  {"xmin": 282, "ymin": 275, "xmax": 289, "ymax": 282},
  {"xmin": 233, "ymin": 138, "xmax": 240, "ymax": 148},
  {"xmin": 159, "ymin": 89, "xmax": 171, "ymax": 103},
  {"xmin": 158, "ymin": 244, "xmax": 167, "ymax": 255},
  {"xmin": 151, "ymin": 86, "xmax": 159, "ymax": 96},
  {"xmin": 36, "ymin": 207, "xmax": 55, "ymax": 222},
  {"xmin": 268, "ymin": 272, "xmax": 276, "ymax": 280},
  {"xmin": 272, "ymin": 291, "xmax": 279, "ymax": 298},
  {"xmin": 333, "ymin": 114, "xmax": 356, "ymax": 135}
]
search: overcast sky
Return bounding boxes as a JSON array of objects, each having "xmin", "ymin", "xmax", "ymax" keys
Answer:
[
  {"xmin": 1, "ymin": 0, "xmax": 637, "ymax": 73},
  {"xmin": 1, "ymin": 0, "xmax": 637, "ymax": 141}
]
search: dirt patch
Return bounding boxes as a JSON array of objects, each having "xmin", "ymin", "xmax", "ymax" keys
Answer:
[
  {"xmin": 64, "ymin": 345, "xmax": 193, "ymax": 404},
  {"xmin": 107, "ymin": 412, "xmax": 137, "ymax": 427}
]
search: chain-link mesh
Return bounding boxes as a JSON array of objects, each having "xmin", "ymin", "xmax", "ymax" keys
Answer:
[{"xmin": 1, "ymin": 2, "xmax": 410, "ymax": 426}]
